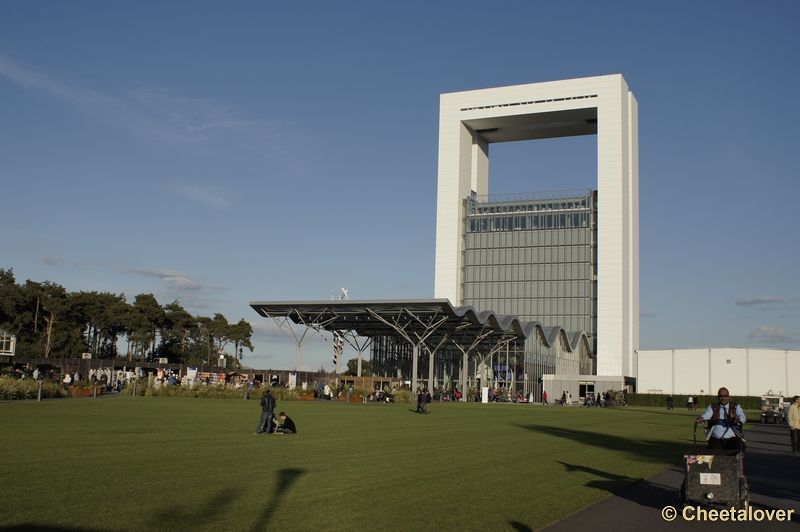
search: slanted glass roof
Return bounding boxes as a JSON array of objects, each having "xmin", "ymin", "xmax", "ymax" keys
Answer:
[{"xmin": 250, "ymin": 299, "xmax": 533, "ymax": 352}]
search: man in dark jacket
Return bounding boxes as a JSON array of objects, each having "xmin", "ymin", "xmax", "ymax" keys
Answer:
[
  {"xmin": 255, "ymin": 389, "xmax": 277, "ymax": 434},
  {"xmin": 275, "ymin": 412, "xmax": 297, "ymax": 434}
]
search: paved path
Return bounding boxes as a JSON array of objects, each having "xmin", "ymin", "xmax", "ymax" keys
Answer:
[{"xmin": 541, "ymin": 424, "xmax": 799, "ymax": 531}]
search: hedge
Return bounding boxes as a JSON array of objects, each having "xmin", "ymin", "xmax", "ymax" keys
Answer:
[
  {"xmin": 120, "ymin": 380, "xmax": 299, "ymax": 401},
  {"xmin": 0, "ymin": 377, "xmax": 69, "ymax": 401},
  {"xmin": 626, "ymin": 393, "xmax": 761, "ymax": 410}
]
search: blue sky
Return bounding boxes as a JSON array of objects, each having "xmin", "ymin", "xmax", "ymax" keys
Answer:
[{"xmin": 2, "ymin": 1, "xmax": 798, "ymax": 371}]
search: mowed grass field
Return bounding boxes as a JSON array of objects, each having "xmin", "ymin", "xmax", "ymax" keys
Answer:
[{"xmin": 0, "ymin": 397, "xmax": 747, "ymax": 532}]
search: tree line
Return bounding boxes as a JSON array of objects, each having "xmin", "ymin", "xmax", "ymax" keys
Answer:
[{"xmin": 0, "ymin": 268, "xmax": 253, "ymax": 367}]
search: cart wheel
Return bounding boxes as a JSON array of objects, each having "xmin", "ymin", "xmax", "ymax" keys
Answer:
[{"xmin": 738, "ymin": 476, "xmax": 749, "ymax": 509}]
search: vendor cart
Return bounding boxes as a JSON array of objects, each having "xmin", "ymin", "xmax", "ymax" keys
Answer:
[{"xmin": 680, "ymin": 422, "xmax": 749, "ymax": 510}]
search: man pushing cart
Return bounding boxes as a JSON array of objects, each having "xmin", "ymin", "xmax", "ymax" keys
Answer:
[{"xmin": 681, "ymin": 387, "xmax": 749, "ymax": 510}]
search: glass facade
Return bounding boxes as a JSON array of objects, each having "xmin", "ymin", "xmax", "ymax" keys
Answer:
[
  {"xmin": 367, "ymin": 189, "xmax": 597, "ymax": 401},
  {"xmin": 463, "ymin": 190, "xmax": 597, "ymax": 352}
]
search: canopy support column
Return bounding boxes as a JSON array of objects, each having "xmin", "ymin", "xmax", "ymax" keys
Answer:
[{"xmin": 411, "ymin": 343, "xmax": 419, "ymax": 393}]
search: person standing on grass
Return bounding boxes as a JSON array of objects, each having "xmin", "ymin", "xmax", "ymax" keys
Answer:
[
  {"xmin": 687, "ymin": 394, "xmax": 693, "ymax": 410},
  {"xmin": 542, "ymin": 390, "xmax": 548, "ymax": 405},
  {"xmin": 254, "ymin": 389, "xmax": 276, "ymax": 435},
  {"xmin": 789, "ymin": 395, "xmax": 800, "ymax": 455}
]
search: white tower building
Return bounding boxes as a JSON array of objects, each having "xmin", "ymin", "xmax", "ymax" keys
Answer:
[{"xmin": 434, "ymin": 74, "xmax": 639, "ymax": 378}]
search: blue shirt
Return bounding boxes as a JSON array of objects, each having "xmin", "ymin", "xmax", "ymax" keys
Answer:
[{"xmin": 699, "ymin": 403, "xmax": 746, "ymax": 439}]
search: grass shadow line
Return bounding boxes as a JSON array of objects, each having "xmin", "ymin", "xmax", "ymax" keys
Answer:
[
  {"xmin": 514, "ymin": 423, "xmax": 689, "ymax": 464},
  {"xmin": 251, "ymin": 468, "xmax": 305, "ymax": 532}
]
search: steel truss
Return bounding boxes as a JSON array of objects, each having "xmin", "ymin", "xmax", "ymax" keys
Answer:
[{"xmin": 250, "ymin": 299, "xmax": 532, "ymax": 397}]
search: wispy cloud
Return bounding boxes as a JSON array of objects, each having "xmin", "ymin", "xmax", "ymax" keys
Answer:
[
  {"xmin": 735, "ymin": 296, "xmax": 789, "ymax": 307},
  {"xmin": 0, "ymin": 55, "xmax": 297, "ymax": 164},
  {"xmin": 748, "ymin": 325, "xmax": 800, "ymax": 344},
  {"xmin": 250, "ymin": 320, "xmax": 297, "ymax": 342},
  {"xmin": 640, "ymin": 312, "xmax": 656, "ymax": 318},
  {"xmin": 119, "ymin": 267, "xmax": 227, "ymax": 309},
  {"xmin": 39, "ymin": 256, "xmax": 63, "ymax": 266},
  {"xmin": 173, "ymin": 183, "xmax": 231, "ymax": 210}
]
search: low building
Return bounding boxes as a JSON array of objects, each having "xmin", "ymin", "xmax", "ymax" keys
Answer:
[{"xmin": 637, "ymin": 347, "xmax": 799, "ymax": 397}]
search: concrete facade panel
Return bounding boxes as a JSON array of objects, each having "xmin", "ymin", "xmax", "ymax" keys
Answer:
[
  {"xmin": 639, "ymin": 348, "xmax": 800, "ymax": 398},
  {"xmin": 637, "ymin": 350, "xmax": 673, "ymax": 393},
  {"xmin": 674, "ymin": 349, "xmax": 712, "ymax": 395},
  {"xmin": 748, "ymin": 348, "xmax": 793, "ymax": 397}
]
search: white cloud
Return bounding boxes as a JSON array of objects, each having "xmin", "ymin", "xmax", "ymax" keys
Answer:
[
  {"xmin": 172, "ymin": 183, "xmax": 231, "ymax": 210},
  {"xmin": 735, "ymin": 296, "xmax": 788, "ymax": 307},
  {"xmin": 249, "ymin": 319, "xmax": 296, "ymax": 342},
  {"xmin": 748, "ymin": 326, "xmax": 800, "ymax": 344},
  {"xmin": 118, "ymin": 267, "xmax": 227, "ymax": 309},
  {"xmin": 39, "ymin": 256, "xmax": 63, "ymax": 266},
  {"xmin": 0, "ymin": 55, "xmax": 296, "ymax": 163}
]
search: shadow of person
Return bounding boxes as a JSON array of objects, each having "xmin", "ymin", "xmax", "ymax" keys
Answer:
[
  {"xmin": 151, "ymin": 486, "xmax": 244, "ymax": 529},
  {"xmin": 251, "ymin": 468, "xmax": 305, "ymax": 532},
  {"xmin": 509, "ymin": 520, "xmax": 533, "ymax": 531}
]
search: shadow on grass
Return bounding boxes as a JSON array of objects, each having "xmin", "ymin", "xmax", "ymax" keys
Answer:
[
  {"xmin": 0, "ymin": 527, "xmax": 106, "ymax": 532},
  {"xmin": 251, "ymin": 468, "xmax": 305, "ymax": 532},
  {"xmin": 557, "ymin": 461, "xmax": 642, "ymax": 492},
  {"xmin": 509, "ymin": 521, "xmax": 533, "ymax": 531},
  {"xmin": 0, "ymin": 469, "xmax": 306, "ymax": 532},
  {"xmin": 557, "ymin": 460, "xmax": 683, "ymax": 512},
  {"xmin": 515, "ymin": 423, "xmax": 688, "ymax": 464},
  {"xmin": 146, "ymin": 485, "xmax": 245, "ymax": 530}
]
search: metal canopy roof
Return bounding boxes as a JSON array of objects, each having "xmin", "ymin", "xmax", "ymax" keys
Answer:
[{"xmin": 249, "ymin": 299, "xmax": 534, "ymax": 351}]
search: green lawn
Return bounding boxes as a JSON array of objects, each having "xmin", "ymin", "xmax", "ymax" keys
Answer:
[{"xmin": 0, "ymin": 397, "xmax": 752, "ymax": 532}]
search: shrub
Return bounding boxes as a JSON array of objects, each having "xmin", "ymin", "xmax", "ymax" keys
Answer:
[
  {"xmin": 120, "ymin": 381, "xmax": 301, "ymax": 401},
  {"xmin": 71, "ymin": 380, "xmax": 96, "ymax": 390},
  {"xmin": 260, "ymin": 387, "xmax": 299, "ymax": 401},
  {"xmin": 467, "ymin": 386, "xmax": 478, "ymax": 402},
  {"xmin": 494, "ymin": 388, "xmax": 510, "ymax": 402},
  {"xmin": 120, "ymin": 379, "xmax": 149, "ymax": 396},
  {"xmin": 393, "ymin": 390, "xmax": 412, "ymax": 404},
  {"xmin": 0, "ymin": 376, "xmax": 69, "ymax": 400},
  {"xmin": 351, "ymin": 386, "xmax": 371, "ymax": 398}
]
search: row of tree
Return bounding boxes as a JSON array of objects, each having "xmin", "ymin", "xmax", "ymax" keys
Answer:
[{"xmin": 0, "ymin": 268, "xmax": 253, "ymax": 367}]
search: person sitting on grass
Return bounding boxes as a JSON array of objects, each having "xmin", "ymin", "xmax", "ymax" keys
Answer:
[{"xmin": 274, "ymin": 412, "xmax": 296, "ymax": 434}]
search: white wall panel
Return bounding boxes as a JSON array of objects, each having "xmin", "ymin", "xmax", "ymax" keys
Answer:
[
  {"xmin": 638, "ymin": 350, "xmax": 673, "ymax": 393},
  {"xmin": 674, "ymin": 349, "xmax": 711, "ymax": 395},
  {"xmin": 709, "ymin": 348, "xmax": 748, "ymax": 397},
  {"xmin": 640, "ymin": 348, "xmax": 800, "ymax": 397}
]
